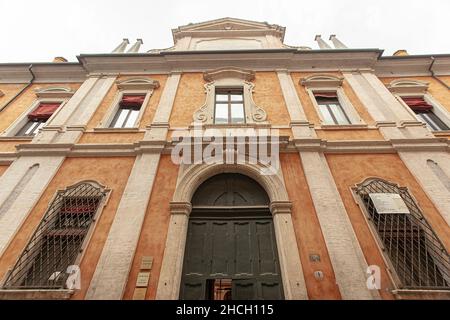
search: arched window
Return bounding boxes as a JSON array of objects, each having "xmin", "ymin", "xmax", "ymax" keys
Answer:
[
  {"xmin": 2, "ymin": 181, "xmax": 108, "ymax": 289},
  {"xmin": 355, "ymin": 178, "xmax": 450, "ymax": 289}
]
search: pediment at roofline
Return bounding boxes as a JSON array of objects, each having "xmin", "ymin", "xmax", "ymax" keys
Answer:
[{"xmin": 172, "ymin": 17, "xmax": 285, "ymax": 41}]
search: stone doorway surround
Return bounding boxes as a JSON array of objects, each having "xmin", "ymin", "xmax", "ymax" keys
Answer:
[{"xmin": 155, "ymin": 162, "xmax": 308, "ymax": 300}]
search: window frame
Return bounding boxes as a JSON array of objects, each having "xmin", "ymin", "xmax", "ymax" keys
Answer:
[
  {"xmin": 352, "ymin": 178, "xmax": 450, "ymax": 291},
  {"xmin": 101, "ymin": 90, "xmax": 151, "ymax": 129},
  {"xmin": 314, "ymin": 94, "xmax": 351, "ymax": 125},
  {"xmin": 3, "ymin": 98, "xmax": 65, "ymax": 137},
  {"xmin": 396, "ymin": 93, "xmax": 450, "ymax": 132},
  {"xmin": 214, "ymin": 88, "xmax": 246, "ymax": 124},
  {"xmin": 1, "ymin": 181, "xmax": 111, "ymax": 290},
  {"xmin": 305, "ymin": 87, "xmax": 364, "ymax": 127}
]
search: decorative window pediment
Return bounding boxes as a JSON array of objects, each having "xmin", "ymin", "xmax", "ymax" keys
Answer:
[
  {"xmin": 116, "ymin": 77, "xmax": 160, "ymax": 91},
  {"xmin": 387, "ymin": 79, "xmax": 429, "ymax": 94},
  {"xmin": 35, "ymin": 87, "xmax": 75, "ymax": 99},
  {"xmin": 193, "ymin": 67, "xmax": 267, "ymax": 124},
  {"xmin": 300, "ymin": 74, "xmax": 344, "ymax": 88}
]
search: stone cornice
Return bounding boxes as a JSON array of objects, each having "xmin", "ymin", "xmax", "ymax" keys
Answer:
[
  {"xmin": 0, "ymin": 63, "xmax": 87, "ymax": 83},
  {"xmin": 376, "ymin": 55, "xmax": 450, "ymax": 77},
  {"xmin": 2, "ymin": 136, "xmax": 447, "ymax": 160},
  {"xmin": 77, "ymin": 49, "xmax": 382, "ymax": 74}
]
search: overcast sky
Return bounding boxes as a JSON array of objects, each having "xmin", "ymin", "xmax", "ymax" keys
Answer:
[{"xmin": 0, "ymin": 0, "xmax": 449, "ymax": 63}]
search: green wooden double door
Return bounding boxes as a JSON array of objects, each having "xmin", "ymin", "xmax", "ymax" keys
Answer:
[{"xmin": 180, "ymin": 215, "xmax": 284, "ymax": 300}]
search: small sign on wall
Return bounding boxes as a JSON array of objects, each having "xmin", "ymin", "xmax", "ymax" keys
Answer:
[{"xmin": 369, "ymin": 193, "xmax": 410, "ymax": 214}]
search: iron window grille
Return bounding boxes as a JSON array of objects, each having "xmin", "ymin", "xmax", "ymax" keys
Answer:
[
  {"xmin": 2, "ymin": 181, "xmax": 107, "ymax": 290},
  {"xmin": 356, "ymin": 178, "xmax": 450, "ymax": 290}
]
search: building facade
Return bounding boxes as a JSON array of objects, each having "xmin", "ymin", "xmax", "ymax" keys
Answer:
[{"xmin": 0, "ymin": 18, "xmax": 449, "ymax": 300}]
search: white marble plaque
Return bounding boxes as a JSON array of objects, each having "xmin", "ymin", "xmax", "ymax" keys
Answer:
[{"xmin": 369, "ymin": 193, "xmax": 410, "ymax": 214}]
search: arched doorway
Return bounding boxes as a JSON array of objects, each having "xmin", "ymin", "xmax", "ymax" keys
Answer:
[{"xmin": 179, "ymin": 173, "xmax": 284, "ymax": 300}]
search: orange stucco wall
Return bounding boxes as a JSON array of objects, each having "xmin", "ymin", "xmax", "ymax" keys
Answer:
[
  {"xmin": 326, "ymin": 153, "xmax": 450, "ymax": 299},
  {"xmin": 380, "ymin": 76, "xmax": 450, "ymax": 112},
  {"xmin": 0, "ymin": 83, "xmax": 81, "ymax": 133},
  {"xmin": 290, "ymin": 72, "xmax": 375, "ymax": 126},
  {"xmin": 169, "ymin": 72, "xmax": 291, "ymax": 127},
  {"xmin": 0, "ymin": 157, "xmax": 135, "ymax": 299},
  {"xmin": 82, "ymin": 75, "xmax": 167, "ymax": 143},
  {"xmin": 123, "ymin": 155, "xmax": 179, "ymax": 299},
  {"xmin": 280, "ymin": 153, "xmax": 341, "ymax": 299},
  {"xmin": 0, "ymin": 165, "xmax": 9, "ymax": 177},
  {"xmin": 0, "ymin": 140, "xmax": 31, "ymax": 153},
  {"xmin": 78, "ymin": 132, "xmax": 145, "ymax": 144}
]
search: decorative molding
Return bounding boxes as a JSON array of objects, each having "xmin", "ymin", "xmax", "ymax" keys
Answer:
[
  {"xmin": 300, "ymin": 74, "xmax": 344, "ymax": 88},
  {"xmin": 116, "ymin": 77, "xmax": 160, "ymax": 91},
  {"xmin": 203, "ymin": 67, "xmax": 255, "ymax": 82},
  {"xmin": 35, "ymin": 86, "xmax": 75, "ymax": 99},
  {"xmin": 193, "ymin": 70, "xmax": 267, "ymax": 124},
  {"xmin": 386, "ymin": 79, "xmax": 429, "ymax": 94},
  {"xmin": 0, "ymin": 90, "xmax": 4, "ymax": 97}
]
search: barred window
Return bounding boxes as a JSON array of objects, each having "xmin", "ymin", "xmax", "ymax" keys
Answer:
[
  {"xmin": 2, "ymin": 181, "xmax": 107, "ymax": 289},
  {"xmin": 356, "ymin": 178, "xmax": 450, "ymax": 290}
]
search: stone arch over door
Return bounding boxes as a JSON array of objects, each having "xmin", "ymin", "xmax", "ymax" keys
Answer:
[{"xmin": 155, "ymin": 162, "xmax": 308, "ymax": 300}]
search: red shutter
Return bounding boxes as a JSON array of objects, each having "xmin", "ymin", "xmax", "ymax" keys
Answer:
[
  {"xmin": 402, "ymin": 97, "xmax": 433, "ymax": 112},
  {"xmin": 314, "ymin": 92, "xmax": 338, "ymax": 99},
  {"xmin": 28, "ymin": 103, "xmax": 61, "ymax": 120},
  {"xmin": 119, "ymin": 95, "xmax": 145, "ymax": 107}
]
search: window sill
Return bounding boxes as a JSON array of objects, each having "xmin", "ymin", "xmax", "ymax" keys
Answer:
[
  {"xmin": 318, "ymin": 124, "xmax": 368, "ymax": 130},
  {"xmin": 92, "ymin": 127, "xmax": 143, "ymax": 133},
  {"xmin": 0, "ymin": 289, "xmax": 74, "ymax": 300},
  {"xmin": 392, "ymin": 289, "xmax": 450, "ymax": 300},
  {"xmin": 192, "ymin": 123, "xmax": 271, "ymax": 129}
]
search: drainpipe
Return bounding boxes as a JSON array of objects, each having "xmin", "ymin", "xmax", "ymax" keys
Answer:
[
  {"xmin": 429, "ymin": 56, "xmax": 450, "ymax": 90},
  {"xmin": 0, "ymin": 64, "xmax": 35, "ymax": 113}
]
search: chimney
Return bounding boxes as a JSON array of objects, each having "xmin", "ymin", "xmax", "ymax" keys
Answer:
[
  {"xmin": 112, "ymin": 38, "xmax": 130, "ymax": 53},
  {"xmin": 329, "ymin": 35, "xmax": 347, "ymax": 49},
  {"xmin": 314, "ymin": 35, "xmax": 332, "ymax": 49},
  {"xmin": 393, "ymin": 50, "xmax": 409, "ymax": 56},
  {"xmin": 53, "ymin": 57, "xmax": 68, "ymax": 63},
  {"xmin": 127, "ymin": 39, "xmax": 143, "ymax": 53}
]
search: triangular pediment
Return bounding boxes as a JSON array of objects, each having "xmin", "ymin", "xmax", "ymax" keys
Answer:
[{"xmin": 179, "ymin": 17, "xmax": 275, "ymax": 32}]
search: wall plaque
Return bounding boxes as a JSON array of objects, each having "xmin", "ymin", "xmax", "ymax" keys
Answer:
[
  {"xmin": 141, "ymin": 256, "xmax": 153, "ymax": 270},
  {"xmin": 369, "ymin": 193, "xmax": 410, "ymax": 214},
  {"xmin": 132, "ymin": 288, "xmax": 147, "ymax": 300},
  {"xmin": 136, "ymin": 272, "xmax": 150, "ymax": 287}
]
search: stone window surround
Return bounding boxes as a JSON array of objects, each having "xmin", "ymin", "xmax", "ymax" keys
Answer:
[
  {"xmin": 97, "ymin": 78, "xmax": 159, "ymax": 130},
  {"xmin": 1, "ymin": 97, "xmax": 69, "ymax": 137},
  {"xmin": 387, "ymin": 79, "xmax": 450, "ymax": 131},
  {"xmin": 193, "ymin": 67, "xmax": 267, "ymax": 125},
  {"xmin": 0, "ymin": 180, "xmax": 111, "ymax": 300},
  {"xmin": 351, "ymin": 177, "xmax": 450, "ymax": 299},
  {"xmin": 301, "ymin": 74, "xmax": 364, "ymax": 127}
]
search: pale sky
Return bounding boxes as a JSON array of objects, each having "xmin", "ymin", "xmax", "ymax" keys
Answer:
[{"xmin": 0, "ymin": 0, "xmax": 449, "ymax": 63}]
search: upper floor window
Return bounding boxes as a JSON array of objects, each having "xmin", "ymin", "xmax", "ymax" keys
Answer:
[
  {"xmin": 110, "ymin": 94, "xmax": 145, "ymax": 128},
  {"xmin": 401, "ymin": 97, "xmax": 449, "ymax": 131},
  {"xmin": 356, "ymin": 178, "xmax": 450, "ymax": 290},
  {"xmin": 193, "ymin": 67, "xmax": 267, "ymax": 125},
  {"xmin": 214, "ymin": 88, "xmax": 245, "ymax": 124},
  {"xmin": 300, "ymin": 74, "xmax": 363, "ymax": 126},
  {"xmin": 2, "ymin": 181, "xmax": 108, "ymax": 289},
  {"xmin": 313, "ymin": 92, "xmax": 350, "ymax": 125},
  {"xmin": 16, "ymin": 102, "xmax": 61, "ymax": 136}
]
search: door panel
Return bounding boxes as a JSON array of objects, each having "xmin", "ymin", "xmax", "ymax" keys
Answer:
[{"xmin": 180, "ymin": 216, "xmax": 284, "ymax": 300}]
